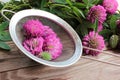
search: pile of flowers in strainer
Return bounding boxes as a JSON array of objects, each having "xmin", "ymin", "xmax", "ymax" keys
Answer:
[{"xmin": 22, "ymin": 19, "xmax": 63, "ymax": 60}]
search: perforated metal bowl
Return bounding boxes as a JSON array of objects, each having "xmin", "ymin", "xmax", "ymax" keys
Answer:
[{"xmin": 1, "ymin": 9, "xmax": 83, "ymax": 67}]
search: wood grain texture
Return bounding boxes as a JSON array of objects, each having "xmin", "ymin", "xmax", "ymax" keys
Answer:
[
  {"xmin": 0, "ymin": 42, "xmax": 120, "ymax": 80},
  {"xmin": 0, "ymin": 0, "xmax": 120, "ymax": 79},
  {"xmin": 0, "ymin": 42, "xmax": 25, "ymax": 59},
  {"xmin": 0, "ymin": 42, "xmax": 39, "ymax": 72},
  {"xmin": 0, "ymin": 58, "xmax": 91, "ymax": 80},
  {"xmin": 0, "ymin": 58, "xmax": 120, "ymax": 80}
]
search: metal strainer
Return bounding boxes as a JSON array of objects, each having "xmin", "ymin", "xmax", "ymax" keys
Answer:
[{"xmin": 1, "ymin": 9, "xmax": 83, "ymax": 67}]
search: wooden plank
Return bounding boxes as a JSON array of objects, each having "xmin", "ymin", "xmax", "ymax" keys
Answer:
[
  {"xmin": 0, "ymin": 54, "xmax": 91, "ymax": 73},
  {"xmin": 0, "ymin": 57, "xmax": 40, "ymax": 73},
  {"xmin": 0, "ymin": 58, "xmax": 120, "ymax": 80},
  {"xmin": 0, "ymin": 46, "xmax": 120, "ymax": 80},
  {"xmin": 0, "ymin": 42, "xmax": 39, "ymax": 72},
  {"xmin": 0, "ymin": 42, "xmax": 120, "ymax": 80},
  {"xmin": 0, "ymin": 42, "xmax": 120, "ymax": 73},
  {"xmin": 0, "ymin": 42, "xmax": 25, "ymax": 59}
]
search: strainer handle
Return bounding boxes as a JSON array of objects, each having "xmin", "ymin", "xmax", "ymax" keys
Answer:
[{"xmin": 1, "ymin": 10, "xmax": 16, "ymax": 21}]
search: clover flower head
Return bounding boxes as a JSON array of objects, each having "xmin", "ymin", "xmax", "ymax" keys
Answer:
[
  {"xmin": 103, "ymin": 0, "xmax": 118, "ymax": 14},
  {"xmin": 23, "ymin": 19, "xmax": 44, "ymax": 37},
  {"xmin": 23, "ymin": 37, "xmax": 44, "ymax": 55},
  {"xmin": 22, "ymin": 19, "xmax": 63, "ymax": 60},
  {"xmin": 82, "ymin": 31, "xmax": 105, "ymax": 56},
  {"xmin": 42, "ymin": 26, "xmax": 56, "ymax": 37},
  {"xmin": 87, "ymin": 5, "xmax": 107, "ymax": 24},
  {"xmin": 43, "ymin": 35, "xmax": 63, "ymax": 59}
]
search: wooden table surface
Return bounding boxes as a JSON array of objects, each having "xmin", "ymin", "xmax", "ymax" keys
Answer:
[
  {"xmin": 0, "ymin": 0, "xmax": 120, "ymax": 80},
  {"xmin": 0, "ymin": 42, "xmax": 120, "ymax": 80}
]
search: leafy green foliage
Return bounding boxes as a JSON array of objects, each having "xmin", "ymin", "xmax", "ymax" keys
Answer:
[
  {"xmin": 0, "ymin": 21, "xmax": 11, "ymax": 50},
  {"xmin": 0, "ymin": 21, "xmax": 9, "ymax": 31},
  {"xmin": 21, "ymin": 0, "xmax": 49, "ymax": 11},
  {"xmin": 0, "ymin": 2, "xmax": 3, "ymax": 10},
  {"xmin": 49, "ymin": 0, "xmax": 67, "ymax": 4},
  {"xmin": 110, "ymin": 15, "xmax": 117, "ymax": 31},
  {"xmin": 66, "ymin": 0, "xmax": 72, "ymax": 6},
  {"xmin": 99, "ymin": 29, "xmax": 112, "ymax": 41},
  {"xmin": 114, "ymin": 14, "xmax": 120, "ymax": 21},
  {"xmin": 101, "ymin": 14, "xmax": 120, "ymax": 44},
  {"xmin": 40, "ymin": 0, "xmax": 48, "ymax": 9},
  {"xmin": 76, "ymin": 24, "xmax": 88, "ymax": 38},
  {"xmin": 48, "ymin": 0, "xmax": 86, "ymax": 24},
  {"xmin": 0, "ymin": 31, "xmax": 11, "ymax": 41},
  {"xmin": 76, "ymin": 20, "xmax": 92, "ymax": 37},
  {"xmin": 97, "ymin": 0, "xmax": 103, "ymax": 4},
  {"xmin": 103, "ymin": 22, "xmax": 109, "ymax": 28},
  {"xmin": 41, "ymin": 52, "xmax": 52, "ymax": 60},
  {"xmin": 73, "ymin": 3, "xmax": 86, "ymax": 9},
  {"xmin": 94, "ymin": 19, "xmax": 98, "ymax": 32},
  {"xmin": 76, "ymin": 20, "xmax": 101, "ymax": 38},
  {"xmin": 0, "ymin": 0, "xmax": 32, "ymax": 22},
  {"xmin": 0, "ymin": 0, "xmax": 32, "ymax": 50},
  {"xmin": 0, "ymin": 41, "xmax": 11, "ymax": 50},
  {"xmin": 82, "ymin": 0, "xmax": 100, "ymax": 9},
  {"xmin": 72, "ymin": 6, "xmax": 85, "ymax": 19}
]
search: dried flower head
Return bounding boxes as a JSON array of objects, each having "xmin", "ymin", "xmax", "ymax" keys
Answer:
[
  {"xmin": 87, "ymin": 5, "xmax": 107, "ymax": 24},
  {"xmin": 103, "ymin": 0, "xmax": 118, "ymax": 14},
  {"xmin": 23, "ymin": 37, "xmax": 44, "ymax": 55},
  {"xmin": 42, "ymin": 26, "xmax": 56, "ymax": 37},
  {"xmin": 22, "ymin": 19, "xmax": 63, "ymax": 60},
  {"xmin": 82, "ymin": 31, "xmax": 105, "ymax": 56},
  {"xmin": 43, "ymin": 35, "xmax": 63, "ymax": 59},
  {"xmin": 23, "ymin": 19, "xmax": 44, "ymax": 37}
]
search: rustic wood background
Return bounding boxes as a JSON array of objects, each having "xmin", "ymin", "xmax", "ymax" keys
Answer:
[
  {"xmin": 0, "ymin": 42, "xmax": 120, "ymax": 80},
  {"xmin": 0, "ymin": 0, "xmax": 120, "ymax": 80}
]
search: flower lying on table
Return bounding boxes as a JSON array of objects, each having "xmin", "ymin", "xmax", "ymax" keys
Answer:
[
  {"xmin": 22, "ymin": 19, "xmax": 63, "ymax": 60},
  {"xmin": 82, "ymin": 31, "xmax": 105, "ymax": 56}
]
